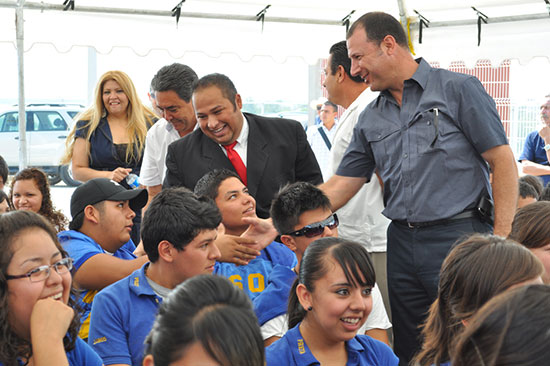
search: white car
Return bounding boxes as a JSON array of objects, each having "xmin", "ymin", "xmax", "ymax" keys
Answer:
[{"xmin": 0, "ymin": 104, "xmax": 83, "ymax": 186}]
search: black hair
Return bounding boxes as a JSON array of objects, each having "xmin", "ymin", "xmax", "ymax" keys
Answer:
[
  {"xmin": 193, "ymin": 73, "xmax": 238, "ymax": 109},
  {"xmin": 151, "ymin": 63, "xmax": 198, "ymax": 103},
  {"xmin": 518, "ymin": 180, "xmax": 538, "ymax": 200},
  {"xmin": 144, "ymin": 274, "xmax": 264, "ymax": 366},
  {"xmin": 518, "ymin": 175, "xmax": 543, "ymax": 198},
  {"xmin": 0, "ymin": 191, "xmax": 13, "ymax": 212},
  {"xmin": 0, "ymin": 155, "xmax": 7, "ymax": 187},
  {"xmin": 347, "ymin": 12, "xmax": 408, "ymax": 48},
  {"xmin": 194, "ymin": 169, "xmax": 240, "ymax": 200},
  {"xmin": 270, "ymin": 182, "xmax": 332, "ymax": 235},
  {"xmin": 328, "ymin": 41, "xmax": 363, "ymax": 83},
  {"xmin": 68, "ymin": 201, "xmax": 104, "ymax": 231},
  {"xmin": 452, "ymin": 284, "xmax": 550, "ymax": 366},
  {"xmin": 540, "ymin": 184, "xmax": 550, "ymax": 201},
  {"xmin": 287, "ymin": 237, "xmax": 375, "ymax": 329},
  {"xmin": 141, "ymin": 187, "xmax": 222, "ymax": 263}
]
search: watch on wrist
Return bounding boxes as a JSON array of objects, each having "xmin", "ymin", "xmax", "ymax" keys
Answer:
[{"xmin": 544, "ymin": 144, "xmax": 550, "ymax": 151}]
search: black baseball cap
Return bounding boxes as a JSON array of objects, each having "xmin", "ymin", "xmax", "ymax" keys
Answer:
[{"xmin": 70, "ymin": 178, "xmax": 148, "ymax": 219}]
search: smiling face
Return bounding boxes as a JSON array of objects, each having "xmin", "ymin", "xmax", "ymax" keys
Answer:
[
  {"xmin": 155, "ymin": 90, "xmax": 197, "ymax": 137},
  {"xmin": 6, "ymin": 227, "xmax": 71, "ymax": 340},
  {"xmin": 102, "ymin": 79, "xmax": 129, "ymax": 117},
  {"xmin": 193, "ymin": 86, "xmax": 244, "ymax": 146},
  {"xmin": 12, "ymin": 179, "xmax": 43, "ymax": 213},
  {"xmin": 347, "ymin": 27, "xmax": 390, "ymax": 92},
  {"xmin": 170, "ymin": 229, "xmax": 220, "ymax": 286},
  {"xmin": 298, "ymin": 257, "xmax": 373, "ymax": 344},
  {"xmin": 214, "ymin": 177, "xmax": 256, "ymax": 236}
]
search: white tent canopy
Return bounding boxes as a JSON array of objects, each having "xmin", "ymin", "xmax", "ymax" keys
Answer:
[{"xmin": 1, "ymin": 0, "xmax": 549, "ymax": 66}]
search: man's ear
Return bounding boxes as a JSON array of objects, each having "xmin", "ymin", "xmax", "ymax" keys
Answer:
[
  {"xmin": 381, "ymin": 34, "xmax": 397, "ymax": 54},
  {"xmin": 142, "ymin": 354, "xmax": 155, "ymax": 366},
  {"xmin": 296, "ymin": 283, "xmax": 312, "ymax": 311},
  {"xmin": 280, "ymin": 234, "xmax": 297, "ymax": 252},
  {"xmin": 235, "ymin": 93, "xmax": 243, "ymax": 110},
  {"xmin": 83, "ymin": 205, "xmax": 99, "ymax": 224},
  {"xmin": 157, "ymin": 240, "xmax": 174, "ymax": 263},
  {"xmin": 337, "ymin": 65, "xmax": 346, "ymax": 83}
]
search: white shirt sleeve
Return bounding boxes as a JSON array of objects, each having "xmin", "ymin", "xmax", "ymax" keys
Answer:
[
  {"xmin": 260, "ymin": 314, "xmax": 289, "ymax": 341},
  {"xmin": 359, "ymin": 284, "xmax": 392, "ymax": 332}
]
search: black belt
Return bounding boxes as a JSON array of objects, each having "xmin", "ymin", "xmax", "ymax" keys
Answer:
[{"xmin": 394, "ymin": 210, "xmax": 478, "ymax": 229}]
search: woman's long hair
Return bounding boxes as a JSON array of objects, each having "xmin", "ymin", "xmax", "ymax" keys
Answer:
[
  {"xmin": 0, "ymin": 211, "xmax": 80, "ymax": 365},
  {"xmin": 9, "ymin": 168, "xmax": 67, "ymax": 232},
  {"xmin": 414, "ymin": 234, "xmax": 543, "ymax": 366},
  {"xmin": 62, "ymin": 70, "xmax": 155, "ymax": 165}
]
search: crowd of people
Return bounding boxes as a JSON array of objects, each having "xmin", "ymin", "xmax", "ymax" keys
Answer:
[{"xmin": 1, "ymin": 10, "xmax": 550, "ymax": 366}]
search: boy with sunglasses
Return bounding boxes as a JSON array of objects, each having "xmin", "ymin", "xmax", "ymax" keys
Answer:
[{"xmin": 254, "ymin": 182, "xmax": 391, "ymax": 346}]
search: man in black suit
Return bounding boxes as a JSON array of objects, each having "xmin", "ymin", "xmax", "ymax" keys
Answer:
[{"xmin": 164, "ymin": 73, "xmax": 322, "ymax": 218}]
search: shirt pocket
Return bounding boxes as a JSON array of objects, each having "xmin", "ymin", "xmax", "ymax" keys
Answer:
[
  {"xmin": 365, "ymin": 125, "xmax": 401, "ymax": 172},
  {"xmin": 410, "ymin": 108, "xmax": 442, "ymax": 154}
]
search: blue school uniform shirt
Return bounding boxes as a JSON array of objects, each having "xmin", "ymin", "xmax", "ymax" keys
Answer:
[
  {"xmin": 265, "ymin": 323, "xmax": 399, "ymax": 366},
  {"xmin": 58, "ymin": 229, "xmax": 136, "ymax": 339},
  {"xmin": 0, "ymin": 337, "xmax": 102, "ymax": 366},
  {"xmin": 253, "ymin": 264, "xmax": 296, "ymax": 325},
  {"xmin": 88, "ymin": 263, "xmax": 161, "ymax": 366},
  {"xmin": 214, "ymin": 241, "xmax": 297, "ymax": 300}
]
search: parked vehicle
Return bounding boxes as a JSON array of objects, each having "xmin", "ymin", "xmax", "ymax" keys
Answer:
[{"xmin": 0, "ymin": 104, "xmax": 83, "ymax": 186}]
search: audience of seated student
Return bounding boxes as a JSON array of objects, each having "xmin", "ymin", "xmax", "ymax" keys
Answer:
[
  {"xmin": 266, "ymin": 238, "xmax": 398, "ymax": 366},
  {"xmin": 57, "ymin": 178, "xmax": 149, "ymax": 340},
  {"xmin": 256, "ymin": 182, "xmax": 391, "ymax": 346},
  {"xmin": 62, "ymin": 70, "xmax": 156, "ymax": 244},
  {"xmin": 144, "ymin": 275, "xmax": 265, "ymax": 366},
  {"xmin": 0, "ymin": 210, "xmax": 102, "ymax": 365},
  {"xmin": 517, "ymin": 180, "xmax": 538, "ymax": 209},
  {"xmin": 10, "ymin": 168, "xmax": 68, "ymax": 231},
  {"xmin": 0, "ymin": 154, "xmax": 7, "ymax": 190},
  {"xmin": 88, "ymin": 188, "xmax": 221, "ymax": 366},
  {"xmin": 452, "ymin": 284, "xmax": 550, "ymax": 366},
  {"xmin": 509, "ymin": 201, "xmax": 550, "ymax": 283},
  {"xmin": 194, "ymin": 169, "xmax": 295, "ymax": 299},
  {"xmin": 519, "ymin": 174, "xmax": 544, "ymax": 198},
  {"xmin": 0, "ymin": 190, "xmax": 13, "ymax": 213},
  {"xmin": 413, "ymin": 234, "xmax": 543, "ymax": 366}
]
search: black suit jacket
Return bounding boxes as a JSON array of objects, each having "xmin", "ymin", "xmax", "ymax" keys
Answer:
[{"xmin": 164, "ymin": 112, "xmax": 322, "ymax": 218}]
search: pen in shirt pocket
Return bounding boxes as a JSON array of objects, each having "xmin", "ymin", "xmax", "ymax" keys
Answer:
[{"xmin": 430, "ymin": 108, "xmax": 439, "ymax": 147}]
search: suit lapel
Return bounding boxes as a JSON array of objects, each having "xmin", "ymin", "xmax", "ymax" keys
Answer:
[
  {"xmin": 200, "ymin": 132, "xmax": 235, "ymax": 172},
  {"xmin": 245, "ymin": 115, "xmax": 268, "ymax": 198}
]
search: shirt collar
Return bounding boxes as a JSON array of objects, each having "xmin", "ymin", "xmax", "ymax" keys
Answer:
[
  {"xmin": 236, "ymin": 113, "xmax": 249, "ymax": 146},
  {"xmin": 129, "ymin": 263, "xmax": 157, "ymax": 297},
  {"xmin": 287, "ymin": 323, "xmax": 320, "ymax": 365},
  {"xmin": 409, "ymin": 57, "xmax": 431, "ymax": 90}
]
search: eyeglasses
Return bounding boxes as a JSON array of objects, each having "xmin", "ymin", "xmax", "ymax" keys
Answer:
[
  {"xmin": 286, "ymin": 213, "xmax": 339, "ymax": 238},
  {"xmin": 6, "ymin": 257, "xmax": 73, "ymax": 283}
]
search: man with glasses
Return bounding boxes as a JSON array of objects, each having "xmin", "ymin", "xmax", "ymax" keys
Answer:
[
  {"xmin": 58, "ymin": 178, "xmax": 149, "ymax": 340},
  {"xmin": 253, "ymin": 182, "xmax": 391, "ymax": 347}
]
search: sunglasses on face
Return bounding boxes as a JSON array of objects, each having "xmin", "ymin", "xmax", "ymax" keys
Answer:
[{"xmin": 286, "ymin": 213, "xmax": 339, "ymax": 238}]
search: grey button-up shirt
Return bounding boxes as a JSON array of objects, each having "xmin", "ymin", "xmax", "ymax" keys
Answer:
[{"xmin": 337, "ymin": 58, "xmax": 508, "ymax": 222}]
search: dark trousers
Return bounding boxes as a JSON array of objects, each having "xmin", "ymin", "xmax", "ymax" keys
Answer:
[{"xmin": 387, "ymin": 217, "xmax": 492, "ymax": 366}]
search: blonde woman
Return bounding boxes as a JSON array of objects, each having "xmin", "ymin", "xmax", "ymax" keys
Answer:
[{"xmin": 63, "ymin": 70, "xmax": 155, "ymax": 243}]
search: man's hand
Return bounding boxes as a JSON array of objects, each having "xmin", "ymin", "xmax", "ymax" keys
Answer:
[
  {"xmin": 538, "ymin": 125, "xmax": 550, "ymax": 143},
  {"xmin": 215, "ymin": 234, "xmax": 261, "ymax": 266},
  {"xmin": 242, "ymin": 217, "xmax": 278, "ymax": 251}
]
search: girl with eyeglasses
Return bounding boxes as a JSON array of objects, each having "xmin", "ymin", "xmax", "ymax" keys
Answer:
[
  {"xmin": 0, "ymin": 210, "xmax": 102, "ymax": 366},
  {"xmin": 265, "ymin": 237, "xmax": 398, "ymax": 366}
]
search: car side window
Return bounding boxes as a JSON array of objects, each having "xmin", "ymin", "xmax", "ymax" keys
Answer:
[
  {"xmin": 33, "ymin": 111, "xmax": 67, "ymax": 131},
  {"xmin": 0, "ymin": 113, "xmax": 19, "ymax": 132}
]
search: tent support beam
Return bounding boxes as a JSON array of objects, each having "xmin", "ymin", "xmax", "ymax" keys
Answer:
[
  {"xmin": 0, "ymin": 0, "xmax": 548, "ymax": 28},
  {"xmin": 16, "ymin": 0, "xmax": 27, "ymax": 171}
]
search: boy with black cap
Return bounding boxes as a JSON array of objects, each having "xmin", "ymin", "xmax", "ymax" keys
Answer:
[{"xmin": 58, "ymin": 178, "xmax": 149, "ymax": 340}]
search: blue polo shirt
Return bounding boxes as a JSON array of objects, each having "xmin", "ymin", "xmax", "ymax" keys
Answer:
[
  {"xmin": 253, "ymin": 264, "xmax": 296, "ymax": 325},
  {"xmin": 215, "ymin": 241, "xmax": 297, "ymax": 300},
  {"xmin": 58, "ymin": 230, "xmax": 136, "ymax": 340},
  {"xmin": 266, "ymin": 323, "xmax": 399, "ymax": 366},
  {"xmin": 519, "ymin": 130, "xmax": 550, "ymax": 186},
  {"xmin": 0, "ymin": 337, "xmax": 102, "ymax": 366},
  {"xmin": 88, "ymin": 263, "xmax": 161, "ymax": 366}
]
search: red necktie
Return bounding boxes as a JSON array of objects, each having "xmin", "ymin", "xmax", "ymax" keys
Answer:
[{"xmin": 223, "ymin": 141, "xmax": 247, "ymax": 186}]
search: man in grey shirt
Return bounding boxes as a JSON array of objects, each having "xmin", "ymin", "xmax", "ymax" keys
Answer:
[{"xmin": 321, "ymin": 12, "xmax": 518, "ymax": 365}]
